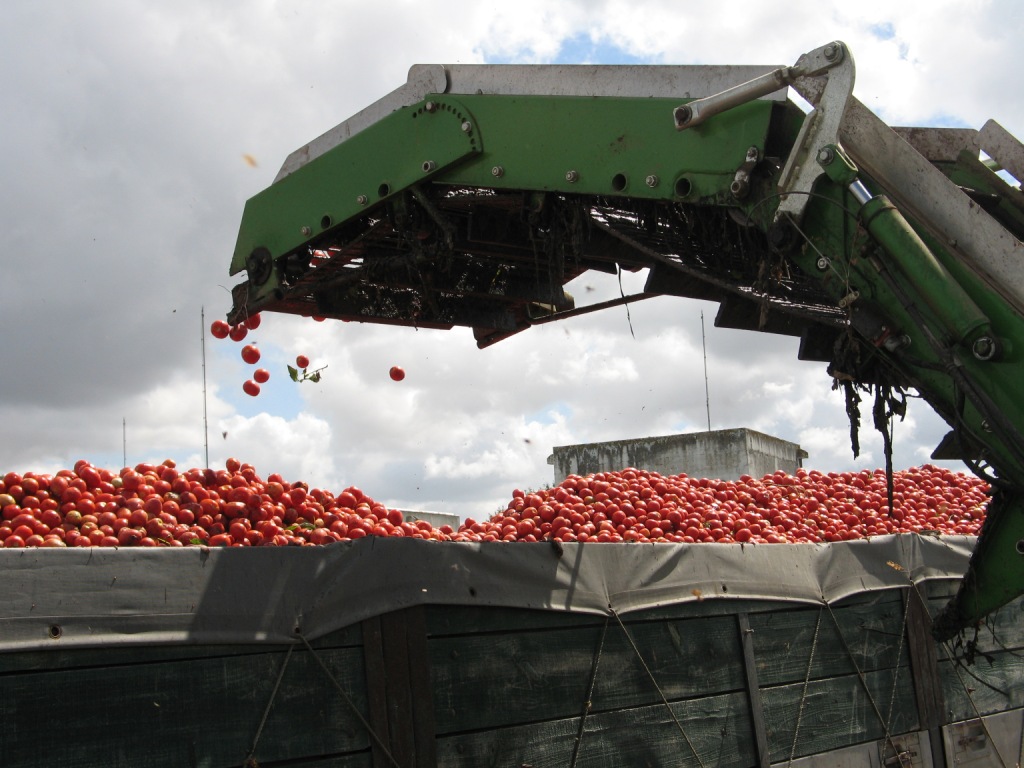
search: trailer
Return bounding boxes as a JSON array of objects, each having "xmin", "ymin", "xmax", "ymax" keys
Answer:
[{"xmin": 2, "ymin": 537, "xmax": 1022, "ymax": 767}]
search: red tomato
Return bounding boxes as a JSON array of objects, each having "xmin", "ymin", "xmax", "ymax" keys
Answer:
[
  {"xmin": 389, "ymin": 366, "xmax": 405, "ymax": 381},
  {"xmin": 295, "ymin": 354, "xmax": 310, "ymax": 369},
  {"xmin": 210, "ymin": 320, "xmax": 230, "ymax": 339},
  {"xmin": 241, "ymin": 345, "xmax": 261, "ymax": 365},
  {"xmin": 253, "ymin": 368, "xmax": 270, "ymax": 384},
  {"xmin": 228, "ymin": 324, "xmax": 248, "ymax": 342},
  {"xmin": 244, "ymin": 313, "xmax": 261, "ymax": 329},
  {"xmin": 242, "ymin": 379, "xmax": 261, "ymax": 397}
]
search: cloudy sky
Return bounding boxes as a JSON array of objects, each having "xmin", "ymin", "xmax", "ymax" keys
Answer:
[{"xmin": 2, "ymin": 1, "xmax": 1021, "ymax": 521}]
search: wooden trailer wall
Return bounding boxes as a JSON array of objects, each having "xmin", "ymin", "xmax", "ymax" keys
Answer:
[{"xmin": 2, "ymin": 579, "xmax": 1022, "ymax": 768}]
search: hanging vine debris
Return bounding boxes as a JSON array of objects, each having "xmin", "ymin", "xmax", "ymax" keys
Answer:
[{"xmin": 874, "ymin": 384, "xmax": 908, "ymax": 516}]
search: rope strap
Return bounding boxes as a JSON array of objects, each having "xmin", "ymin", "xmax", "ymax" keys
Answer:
[
  {"xmin": 940, "ymin": 636, "xmax": 1011, "ymax": 768},
  {"xmin": 824, "ymin": 602, "xmax": 899, "ymax": 757},
  {"xmin": 298, "ymin": 633, "xmax": 403, "ymax": 768},
  {"xmin": 788, "ymin": 606, "xmax": 822, "ymax": 767},
  {"xmin": 569, "ymin": 615, "xmax": 610, "ymax": 768},
  {"xmin": 243, "ymin": 643, "xmax": 294, "ymax": 768},
  {"xmin": 610, "ymin": 609, "xmax": 707, "ymax": 768}
]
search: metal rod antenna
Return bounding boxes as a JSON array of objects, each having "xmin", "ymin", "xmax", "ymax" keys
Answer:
[
  {"xmin": 122, "ymin": 418, "xmax": 126, "ymax": 468},
  {"xmin": 201, "ymin": 307, "xmax": 210, "ymax": 469},
  {"xmin": 701, "ymin": 311, "xmax": 711, "ymax": 431}
]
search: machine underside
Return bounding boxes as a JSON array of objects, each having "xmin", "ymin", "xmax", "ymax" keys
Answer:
[{"xmin": 231, "ymin": 189, "xmax": 847, "ymax": 354}]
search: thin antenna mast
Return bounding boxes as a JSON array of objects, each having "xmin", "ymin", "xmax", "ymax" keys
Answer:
[
  {"xmin": 701, "ymin": 311, "xmax": 711, "ymax": 431},
  {"xmin": 122, "ymin": 418, "xmax": 126, "ymax": 467},
  {"xmin": 201, "ymin": 307, "xmax": 210, "ymax": 468}
]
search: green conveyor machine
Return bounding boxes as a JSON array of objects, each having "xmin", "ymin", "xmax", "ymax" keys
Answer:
[{"xmin": 225, "ymin": 42, "xmax": 1024, "ymax": 641}]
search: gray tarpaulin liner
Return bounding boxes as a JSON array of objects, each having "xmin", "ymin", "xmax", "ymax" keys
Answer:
[{"xmin": 0, "ymin": 535, "xmax": 974, "ymax": 652}]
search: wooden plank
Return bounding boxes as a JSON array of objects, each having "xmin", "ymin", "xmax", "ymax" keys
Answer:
[
  {"xmin": 426, "ymin": 605, "xmax": 605, "ymax": 636},
  {"xmin": 938, "ymin": 648, "xmax": 1024, "ymax": 721},
  {"xmin": 362, "ymin": 615, "xmax": 393, "ymax": 768},
  {"xmin": 403, "ymin": 607, "xmax": 438, "ymax": 768},
  {"xmin": 365, "ymin": 609, "xmax": 439, "ymax": 768},
  {"xmin": 252, "ymin": 757, "xmax": 376, "ymax": 768},
  {"xmin": 594, "ymin": 613, "xmax": 745, "ymax": 711},
  {"xmin": 431, "ymin": 623, "xmax": 597, "ymax": 735},
  {"xmin": 737, "ymin": 612, "xmax": 770, "ymax": 768},
  {"xmin": 0, "ymin": 646, "xmax": 371, "ymax": 768},
  {"xmin": 904, "ymin": 587, "xmax": 948, "ymax": 768},
  {"xmin": 761, "ymin": 667, "xmax": 919, "ymax": 761},
  {"xmin": 748, "ymin": 593, "xmax": 909, "ymax": 686},
  {"xmin": 380, "ymin": 611, "xmax": 417, "ymax": 767},
  {"xmin": 0, "ymin": 624, "xmax": 363, "ymax": 676},
  {"xmin": 926, "ymin": 588, "xmax": 1024, "ymax": 729},
  {"xmin": 424, "ymin": 598, "xmax": 807, "ymax": 638},
  {"xmin": 262, "ymin": 755, "xmax": 372, "ymax": 768},
  {"xmin": 435, "ymin": 689, "xmax": 756, "ymax": 768},
  {"xmin": 429, "ymin": 612, "xmax": 745, "ymax": 734},
  {"xmin": 925, "ymin": 597, "xmax": 1024, "ymax": 650}
]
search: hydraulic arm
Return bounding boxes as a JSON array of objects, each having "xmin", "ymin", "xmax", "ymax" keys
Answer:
[{"xmin": 225, "ymin": 42, "xmax": 1024, "ymax": 639}]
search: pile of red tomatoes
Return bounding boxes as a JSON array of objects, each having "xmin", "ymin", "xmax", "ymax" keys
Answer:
[
  {"xmin": 468, "ymin": 465, "xmax": 988, "ymax": 544},
  {"xmin": 0, "ymin": 460, "xmax": 988, "ymax": 548}
]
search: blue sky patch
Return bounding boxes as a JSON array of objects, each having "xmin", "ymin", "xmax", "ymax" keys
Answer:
[
  {"xmin": 213, "ymin": 343, "xmax": 305, "ymax": 422},
  {"xmin": 528, "ymin": 401, "xmax": 573, "ymax": 426},
  {"xmin": 554, "ymin": 33, "xmax": 648, "ymax": 65},
  {"xmin": 869, "ymin": 22, "xmax": 896, "ymax": 41},
  {"xmin": 483, "ymin": 32, "xmax": 649, "ymax": 65}
]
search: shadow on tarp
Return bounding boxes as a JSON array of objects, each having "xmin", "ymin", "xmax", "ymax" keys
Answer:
[{"xmin": 0, "ymin": 535, "xmax": 975, "ymax": 651}]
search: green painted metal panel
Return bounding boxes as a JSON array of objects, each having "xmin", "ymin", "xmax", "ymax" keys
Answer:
[
  {"xmin": 228, "ymin": 94, "xmax": 775, "ymax": 312},
  {"xmin": 230, "ymin": 97, "xmax": 482, "ymax": 275},
  {"xmin": 778, "ymin": 165, "xmax": 1024, "ymax": 631},
  {"xmin": 434, "ymin": 94, "xmax": 773, "ymax": 201}
]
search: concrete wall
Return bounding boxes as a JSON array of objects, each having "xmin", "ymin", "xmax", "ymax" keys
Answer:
[
  {"xmin": 399, "ymin": 510, "xmax": 461, "ymax": 529},
  {"xmin": 547, "ymin": 428, "xmax": 807, "ymax": 483}
]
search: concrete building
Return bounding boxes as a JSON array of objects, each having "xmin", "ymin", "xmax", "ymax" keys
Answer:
[{"xmin": 547, "ymin": 428, "xmax": 807, "ymax": 483}]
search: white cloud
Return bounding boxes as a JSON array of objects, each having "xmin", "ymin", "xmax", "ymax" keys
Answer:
[{"xmin": 217, "ymin": 411, "xmax": 338, "ymax": 487}]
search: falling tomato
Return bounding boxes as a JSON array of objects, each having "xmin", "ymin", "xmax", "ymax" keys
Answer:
[
  {"xmin": 242, "ymin": 380, "xmax": 260, "ymax": 397},
  {"xmin": 295, "ymin": 354, "xmax": 310, "ymax": 369},
  {"xmin": 245, "ymin": 313, "xmax": 261, "ymax": 330},
  {"xmin": 210, "ymin": 320, "xmax": 230, "ymax": 339},
  {"xmin": 229, "ymin": 324, "xmax": 248, "ymax": 342},
  {"xmin": 253, "ymin": 368, "xmax": 270, "ymax": 384},
  {"xmin": 241, "ymin": 345, "xmax": 261, "ymax": 365},
  {"xmin": 389, "ymin": 366, "xmax": 405, "ymax": 381}
]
